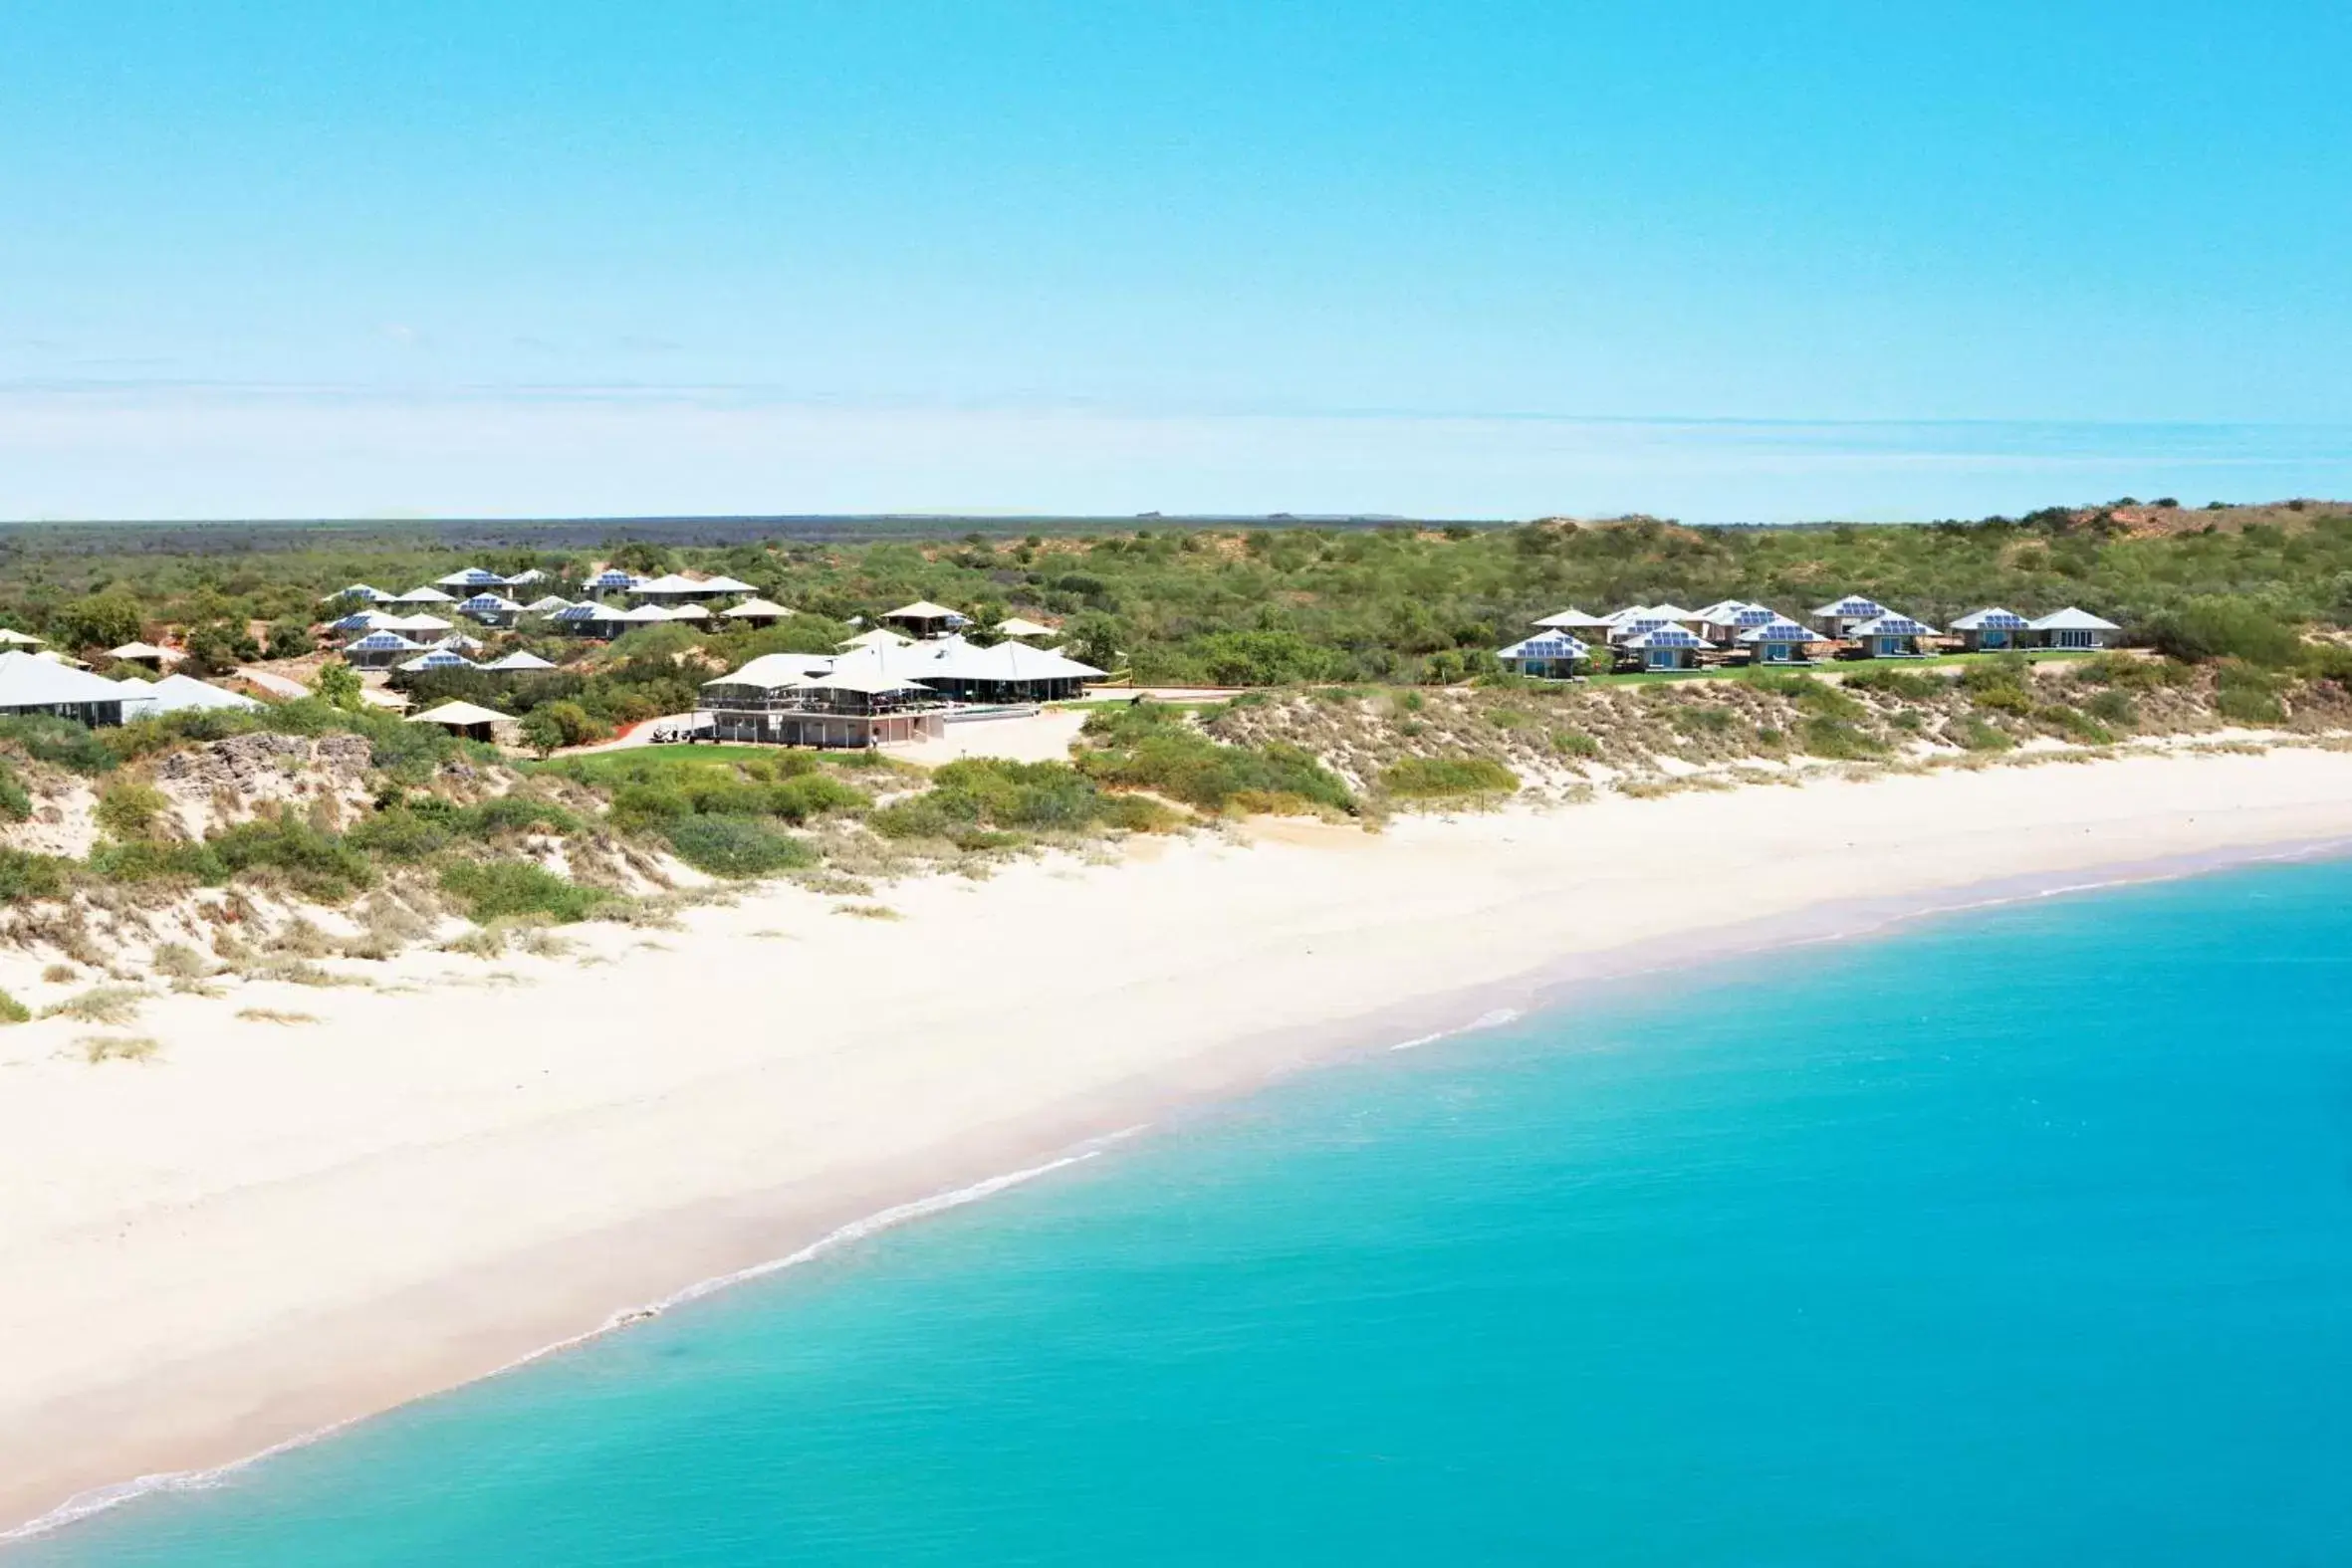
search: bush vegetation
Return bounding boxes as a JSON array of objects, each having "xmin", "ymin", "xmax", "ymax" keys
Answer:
[
  {"xmin": 1078, "ymin": 704, "xmax": 1354, "ymax": 815},
  {"xmin": 1379, "ymin": 756, "xmax": 1522, "ymax": 799}
]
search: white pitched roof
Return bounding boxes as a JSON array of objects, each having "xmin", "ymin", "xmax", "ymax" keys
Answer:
[
  {"xmin": 723, "ymin": 597, "xmax": 793, "ymax": 618},
  {"xmin": 808, "ymin": 669, "xmax": 934, "ymax": 696},
  {"xmin": 1532, "ymin": 607, "xmax": 1613, "ymax": 630},
  {"xmin": 2028, "ymin": 606, "xmax": 2122, "ymax": 632},
  {"xmin": 1619, "ymin": 626, "xmax": 1709, "ymax": 649},
  {"xmin": 324, "ymin": 584, "xmax": 390, "ymax": 603},
  {"xmin": 995, "ymin": 616, "xmax": 1058, "ymax": 638},
  {"xmin": 1691, "ymin": 600, "xmax": 1754, "ymax": 622},
  {"xmin": 663, "ymin": 602, "xmax": 712, "ymax": 620},
  {"xmin": 631, "ymin": 572, "xmax": 759, "ymax": 596},
  {"xmin": 479, "ymin": 650, "xmax": 558, "ymax": 672},
  {"xmin": 141, "ymin": 674, "xmax": 264, "ymax": 713},
  {"xmin": 839, "ymin": 627, "xmax": 913, "ymax": 650},
  {"xmin": 1735, "ymin": 617, "xmax": 1820, "ymax": 642},
  {"xmin": 0, "ymin": 650, "xmax": 133, "ymax": 707},
  {"xmin": 108, "ymin": 641, "xmax": 173, "ymax": 660},
  {"xmin": 407, "ymin": 700, "xmax": 512, "ymax": 727},
  {"xmin": 704, "ymin": 652, "xmax": 826, "ymax": 691},
  {"xmin": 936, "ymin": 641, "xmax": 1107, "ymax": 683},
  {"xmin": 397, "ymin": 651, "xmax": 480, "ymax": 672},
  {"xmin": 0, "ymin": 629, "xmax": 47, "ymax": 646},
  {"xmin": 1849, "ymin": 613, "xmax": 1940, "ymax": 637},
  {"xmin": 521, "ymin": 595, "xmax": 575, "ymax": 613},
  {"xmin": 435, "ymin": 567, "xmax": 507, "ymax": 588},
  {"xmin": 1950, "ymin": 607, "xmax": 2030, "ymax": 631},
  {"xmin": 1812, "ymin": 594, "xmax": 1888, "ymax": 618},
  {"xmin": 379, "ymin": 613, "xmax": 454, "ymax": 633},
  {"xmin": 1498, "ymin": 632, "xmax": 1590, "ymax": 659},
  {"xmin": 881, "ymin": 600, "xmax": 967, "ymax": 622},
  {"xmin": 388, "ymin": 585, "xmax": 457, "ymax": 604}
]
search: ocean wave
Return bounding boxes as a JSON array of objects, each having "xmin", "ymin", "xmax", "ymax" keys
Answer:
[{"xmin": 1390, "ymin": 1007, "xmax": 1524, "ymax": 1051}]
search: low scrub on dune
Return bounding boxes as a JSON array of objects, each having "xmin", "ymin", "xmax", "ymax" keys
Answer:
[
  {"xmin": 1081, "ymin": 703, "xmax": 1354, "ymax": 815},
  {"xmin": 438, "ymin": 859, "xmax": 607, "ymax": 923},
  {"xmin": 657, "ymin": 814, "xmax": 818, "ymax": 878},
  {"xmin": 870, "ymin": 758, "xmax": 1180, "ymax": 847},
  {"xmin": 1379, "ymin": 755, "xmax": 1521, "ymax": 800}
]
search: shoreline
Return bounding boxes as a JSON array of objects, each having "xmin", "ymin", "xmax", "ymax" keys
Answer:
[{"xmin": 10, "ymin": 748, "xmax": 2352, "ymax": 1541}]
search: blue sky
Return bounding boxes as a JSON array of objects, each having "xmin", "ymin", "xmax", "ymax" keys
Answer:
[{"xmin": 4, "ymin": 2, "xmax": 2350, "ymax": 519}]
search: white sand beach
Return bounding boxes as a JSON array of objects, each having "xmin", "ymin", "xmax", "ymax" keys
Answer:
[{"xmin": 8, "ymin": 745, "xmax": 2352, "ymax": 1534}]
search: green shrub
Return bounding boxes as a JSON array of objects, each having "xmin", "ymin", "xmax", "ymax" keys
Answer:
[
  {"xmin": 1842, "ymin": 666, "xmax": 1945, "ymax": 699},
  {"xmin": 609, "ymin": 783, "xmax": 693, "ymax": 825},
  {"xmin": 1970, "ymin": 684, "xmax": 2036, "ymax": 717},
  {"xmin": 2082, "ymin": 688, "xmax": 2139, "ymax": 727},
  {"xmin": 87, "ymin": 839, "xmax": 228, "ymax": 884},
  {"xmin": 0, "ymin": 988, "xmax": 28, "ymax": 1024},
  {"xmin": 2214, "ymin": 663, "xmax": 2286, "ymax": 724},
  {"xmin": 345, "ymin": 807, "xmax": 452, "ymax": 861},
  {"xmin": 0, "ymin": 848, "xmax": 73, "ymax": 902},
  {"xmin": 0, "ymin": 715, "xmax": 118, "ymax": 775},
  {"xmin": 96, "ymin": 782, "xmax": 168, "ymax": 840},
  {"xmin": 1954, "ymin": 717, "xmax": 2013, "ymax": 752},
  {"xmin": 1079, "ymin": 705, "xmax": 1353, "ymax": 814},
  {"xmin": 2036, "ymin": 705, "xmax": 2115, "ymax": 745},
  {"xmin": 2145, "ymin": 597, "xmax": 2301, "ymax": 667},
  {"xmin": 209, "ymin": 814, "xmax": 373, "ymax": 901},
  {"xmin": 2072, "ymin": 652, "xmax": 2183, "ymax": 690},
  {"xmin": 1800, "ymin": 716, "xmax": 1889, "ymax": 760},
  {"xmin": 1098, "ymin": 793, "xmax": 1183, "ymax": 832},
  {"xmin": 0, "ymin": 763, "xmax": 30, "ymax": 822},
  {"xmin": 683, "ymin": 779, "xmax": 772, "ymax": 816},
  {"xmin": 439, "ymin": 859, "xmax": 606, "ymax": 922},
  {"xmin": 767, "ymin": 773, "xmax": 865, "ymax": 822},
  {"xmin": 1552, "ymin": 729, "xmax": 1601, "ymax": 759},
  {"xmin": 1379, "ymin": 756, "xmax": 1521, "ymax": 798},
  {"xmin": 1668, "ymin": 704, "xmax": 1735, "ymax": 734},
  {"xmin": 658, "ymin": 814, "xmax": 816, "ymax": 877}
]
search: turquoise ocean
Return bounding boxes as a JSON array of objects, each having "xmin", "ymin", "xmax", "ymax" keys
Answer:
[{"xmin": 22, "ymin": 858, "xmax": 2352, "ymax": 1565}]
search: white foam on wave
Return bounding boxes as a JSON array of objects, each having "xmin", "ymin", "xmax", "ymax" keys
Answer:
[
  {"xmin": 2, "ymin": 1131, "xmax": 1142, "ymax": 1545},
  {"xmin": 1390, "ymin": 1007, "xmax": 1524, "ymax": 1051}
]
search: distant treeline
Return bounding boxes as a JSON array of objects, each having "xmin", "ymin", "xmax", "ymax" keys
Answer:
[{"xmin": 3, "ymin": 505, "xmax": 2349, "ymax": 690}]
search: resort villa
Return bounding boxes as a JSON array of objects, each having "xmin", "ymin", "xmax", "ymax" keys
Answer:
[
  {"xmin": 341, "ymin": 631, "xmax": 428, "ymax": 668},
  {"xmin": 696, "ymin": 618, "xmax": 1105, "ymax": 747},
  {"xmin": 1615, "ymin": 625, "xmax": 1711, "ymax": 671},
  {"xmin": 627, "ymin": 572, "xmax": 758, "ymax": 605},
  {"xmin": 106, "ymin": 641, "xmax": 176, "ymax": 670},
  {"xmin": 1496, "ymin": 631, "xmax": 1591, "ymax": 679},
  {"xmin": 406, "ymin": 700, "xmax": 517, "ymax": 743},
  {"xmin": 879, "ymin": 600, "xmax": 973, "ymax": 638},
  {"xmin": 2030, "ymin": 607, "xmax": 2123, "ymax": 649},
  {"xmin": 1737, "ymin": 617, "xmax": 1826, "ymax": 665},
  {"xmin": 1950, "ymin": 608, "xmax": 2031, "ymax": 651},
  {"xmin": 0, "ymin": 651, "xmax": 131, "ymax": 726},
  {"xmin": 722, "ymin": 598, "xmax": 794, "ymax": 627},
  {"xmin": 456, "ymin": 594, "xmax": 525, "ymax": 626},
  {"xmin": 1810, "ymin": 595, "xmax": 1890, "ymax": 639},
  {"xmin": 699, "ymin": 655, "xmax": 951, "ymax": 749},
  {"xmin": 1846, "ymin": 613, "xmax": 1940, "ymax": 658}
]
